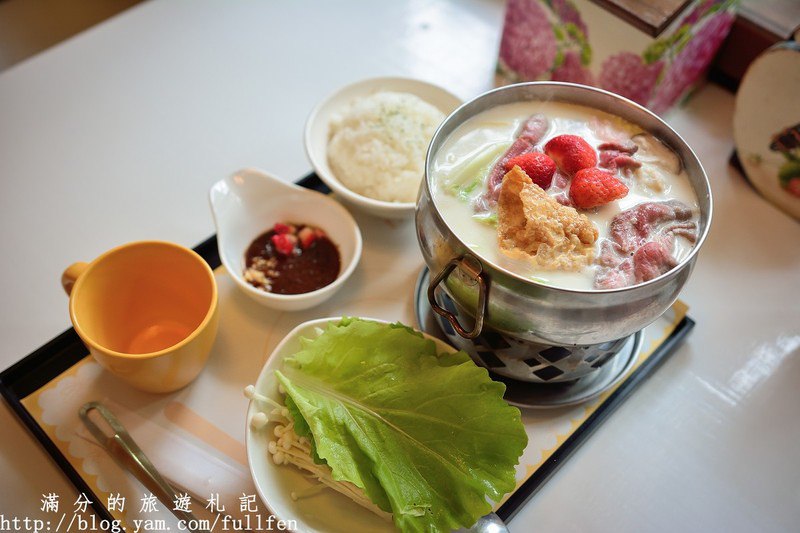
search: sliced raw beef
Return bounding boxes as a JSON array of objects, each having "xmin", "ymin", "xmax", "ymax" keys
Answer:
[
  {"xmin": 595, "ymin": 200, "xmax": 698, "ymax": 289},
  {"xmin": 485, "ymin": 114, "xmax": 549, "ymax": 203},
  {"xmin": 598, "ymin": 140, "xmax": 641, "ymax": 172},
  {"xmin": 598, "ymin": 140, "xmax": 638, "ymax": 153}
]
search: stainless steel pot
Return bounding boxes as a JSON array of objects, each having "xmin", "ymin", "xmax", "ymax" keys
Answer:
[{"xmin": 416, "ymin": 82, "xmax": 711, "ymax": 347}]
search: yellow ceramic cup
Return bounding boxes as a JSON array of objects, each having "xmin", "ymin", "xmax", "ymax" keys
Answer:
[{"xmin": 61, "ymin": 241, "xmax": 219, "ymax": 393}]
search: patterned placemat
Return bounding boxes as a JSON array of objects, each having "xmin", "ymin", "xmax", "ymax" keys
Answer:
[{"xmin": 0, "ymin": 173, "xmax": 694, "ymax": 530}]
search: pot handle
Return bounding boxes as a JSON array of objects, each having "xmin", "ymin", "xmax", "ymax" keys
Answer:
[{"xmin": 427, "ymin": 255, "xmax": 487, "ymax": 340}]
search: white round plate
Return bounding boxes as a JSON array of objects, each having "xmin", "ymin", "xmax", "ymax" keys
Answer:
[
  {"xmin": 245, "ymin": 317, "xmax": 457, "ymax": 533},
  {"xmin": 733, "ymin": 42, "xmax": 800, "ymax": 220}
]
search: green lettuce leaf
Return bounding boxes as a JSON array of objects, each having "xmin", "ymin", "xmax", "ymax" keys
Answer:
[
  {"xmin": 276, "ymin": 318, "xmax": 527, "ymax": 533},
  {"xmin": 284, "ymin": 395, "xmax": 326, "ymax": 465}
]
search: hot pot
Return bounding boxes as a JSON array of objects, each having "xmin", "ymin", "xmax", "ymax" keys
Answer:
[{"xmin": 416, "ymin": 82, "xmax": 712, "ymax": 354}]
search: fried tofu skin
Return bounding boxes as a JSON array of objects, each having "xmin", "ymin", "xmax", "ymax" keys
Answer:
[{"xmin": 498, "ymin": 166, "xmax": 598, "ymax": 270}]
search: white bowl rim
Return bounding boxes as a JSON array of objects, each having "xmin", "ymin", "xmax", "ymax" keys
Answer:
[
  {"xmin": 304, "ymin": 76, "xmax": 462, "ymax": 213},
  {"xmin": 210, "ymin": 168, "xmax": 363, "ymax": 303}
]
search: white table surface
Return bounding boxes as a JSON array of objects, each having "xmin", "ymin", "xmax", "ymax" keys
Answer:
[{"xmin": 1, "ymin": 1, "xmax": 798, "ymax": 531}]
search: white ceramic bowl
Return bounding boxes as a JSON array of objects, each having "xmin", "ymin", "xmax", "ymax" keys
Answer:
[
  {"xmin": 245, "ymin": 317, "xmax": 457, "ymax": 532},
  {"xmin": 209, "ymin": 168, "xmax": 362, "ymax": 311},
  {"xmin": 304, "ymin": 77, "xmax": 462, "ymax": 219}
]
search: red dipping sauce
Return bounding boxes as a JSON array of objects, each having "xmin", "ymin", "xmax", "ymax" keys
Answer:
[{"xmin": 244, "ymin": 223, "xmax": 340, "ymax": 295}]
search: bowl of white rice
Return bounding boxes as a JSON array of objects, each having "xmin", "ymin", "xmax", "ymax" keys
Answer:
[{"xmin": 305, "ymin": 77, "xmax": 461, "ymax": 219}]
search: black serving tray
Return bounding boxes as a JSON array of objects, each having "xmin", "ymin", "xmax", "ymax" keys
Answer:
[{"xmin": 0, "ymin": 171, "xmax": 694, "ymax": 527}]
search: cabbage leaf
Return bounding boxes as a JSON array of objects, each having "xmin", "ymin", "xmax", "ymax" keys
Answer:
[{"xmin": 275, "ymin": 318, "xmax": 527, "ymax": 533}]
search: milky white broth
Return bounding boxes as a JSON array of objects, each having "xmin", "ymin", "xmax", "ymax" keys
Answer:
[{"xmin": 431, "ymin": 101, "xmax": 699, "ymax": 290}]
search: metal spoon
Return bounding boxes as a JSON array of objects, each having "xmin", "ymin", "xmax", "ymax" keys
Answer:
[{"xmin": 79, "ymin": 401, "xmax": 209, "ymax": 533}]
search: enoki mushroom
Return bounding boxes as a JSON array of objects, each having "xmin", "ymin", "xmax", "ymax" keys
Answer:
[{"xmin": 245, "ymin": 385, "xmax": 392, "ymax": 522}]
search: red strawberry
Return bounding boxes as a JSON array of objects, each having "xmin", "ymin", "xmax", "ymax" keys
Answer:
[
  {"xmin": 271, "ymin": 233, "xmax": 297, "ymax": 255},
  {"xmin": 297, "ymin": 226, "xmax": 317, "ymax": 249},
  {"xmin": 505, "ymin": 152, "xmax": 557, "ymax": 189},
  {"xmin": 544, "ymin": 135, "xmax": 597, "ymax": 174},
  {"xmin": 273, "ymin": 222, "xmax": 294, "ymax": 235},
  {"xmin": 570, "ymin": 168, "xmax": 629, "ymax": 209}
]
